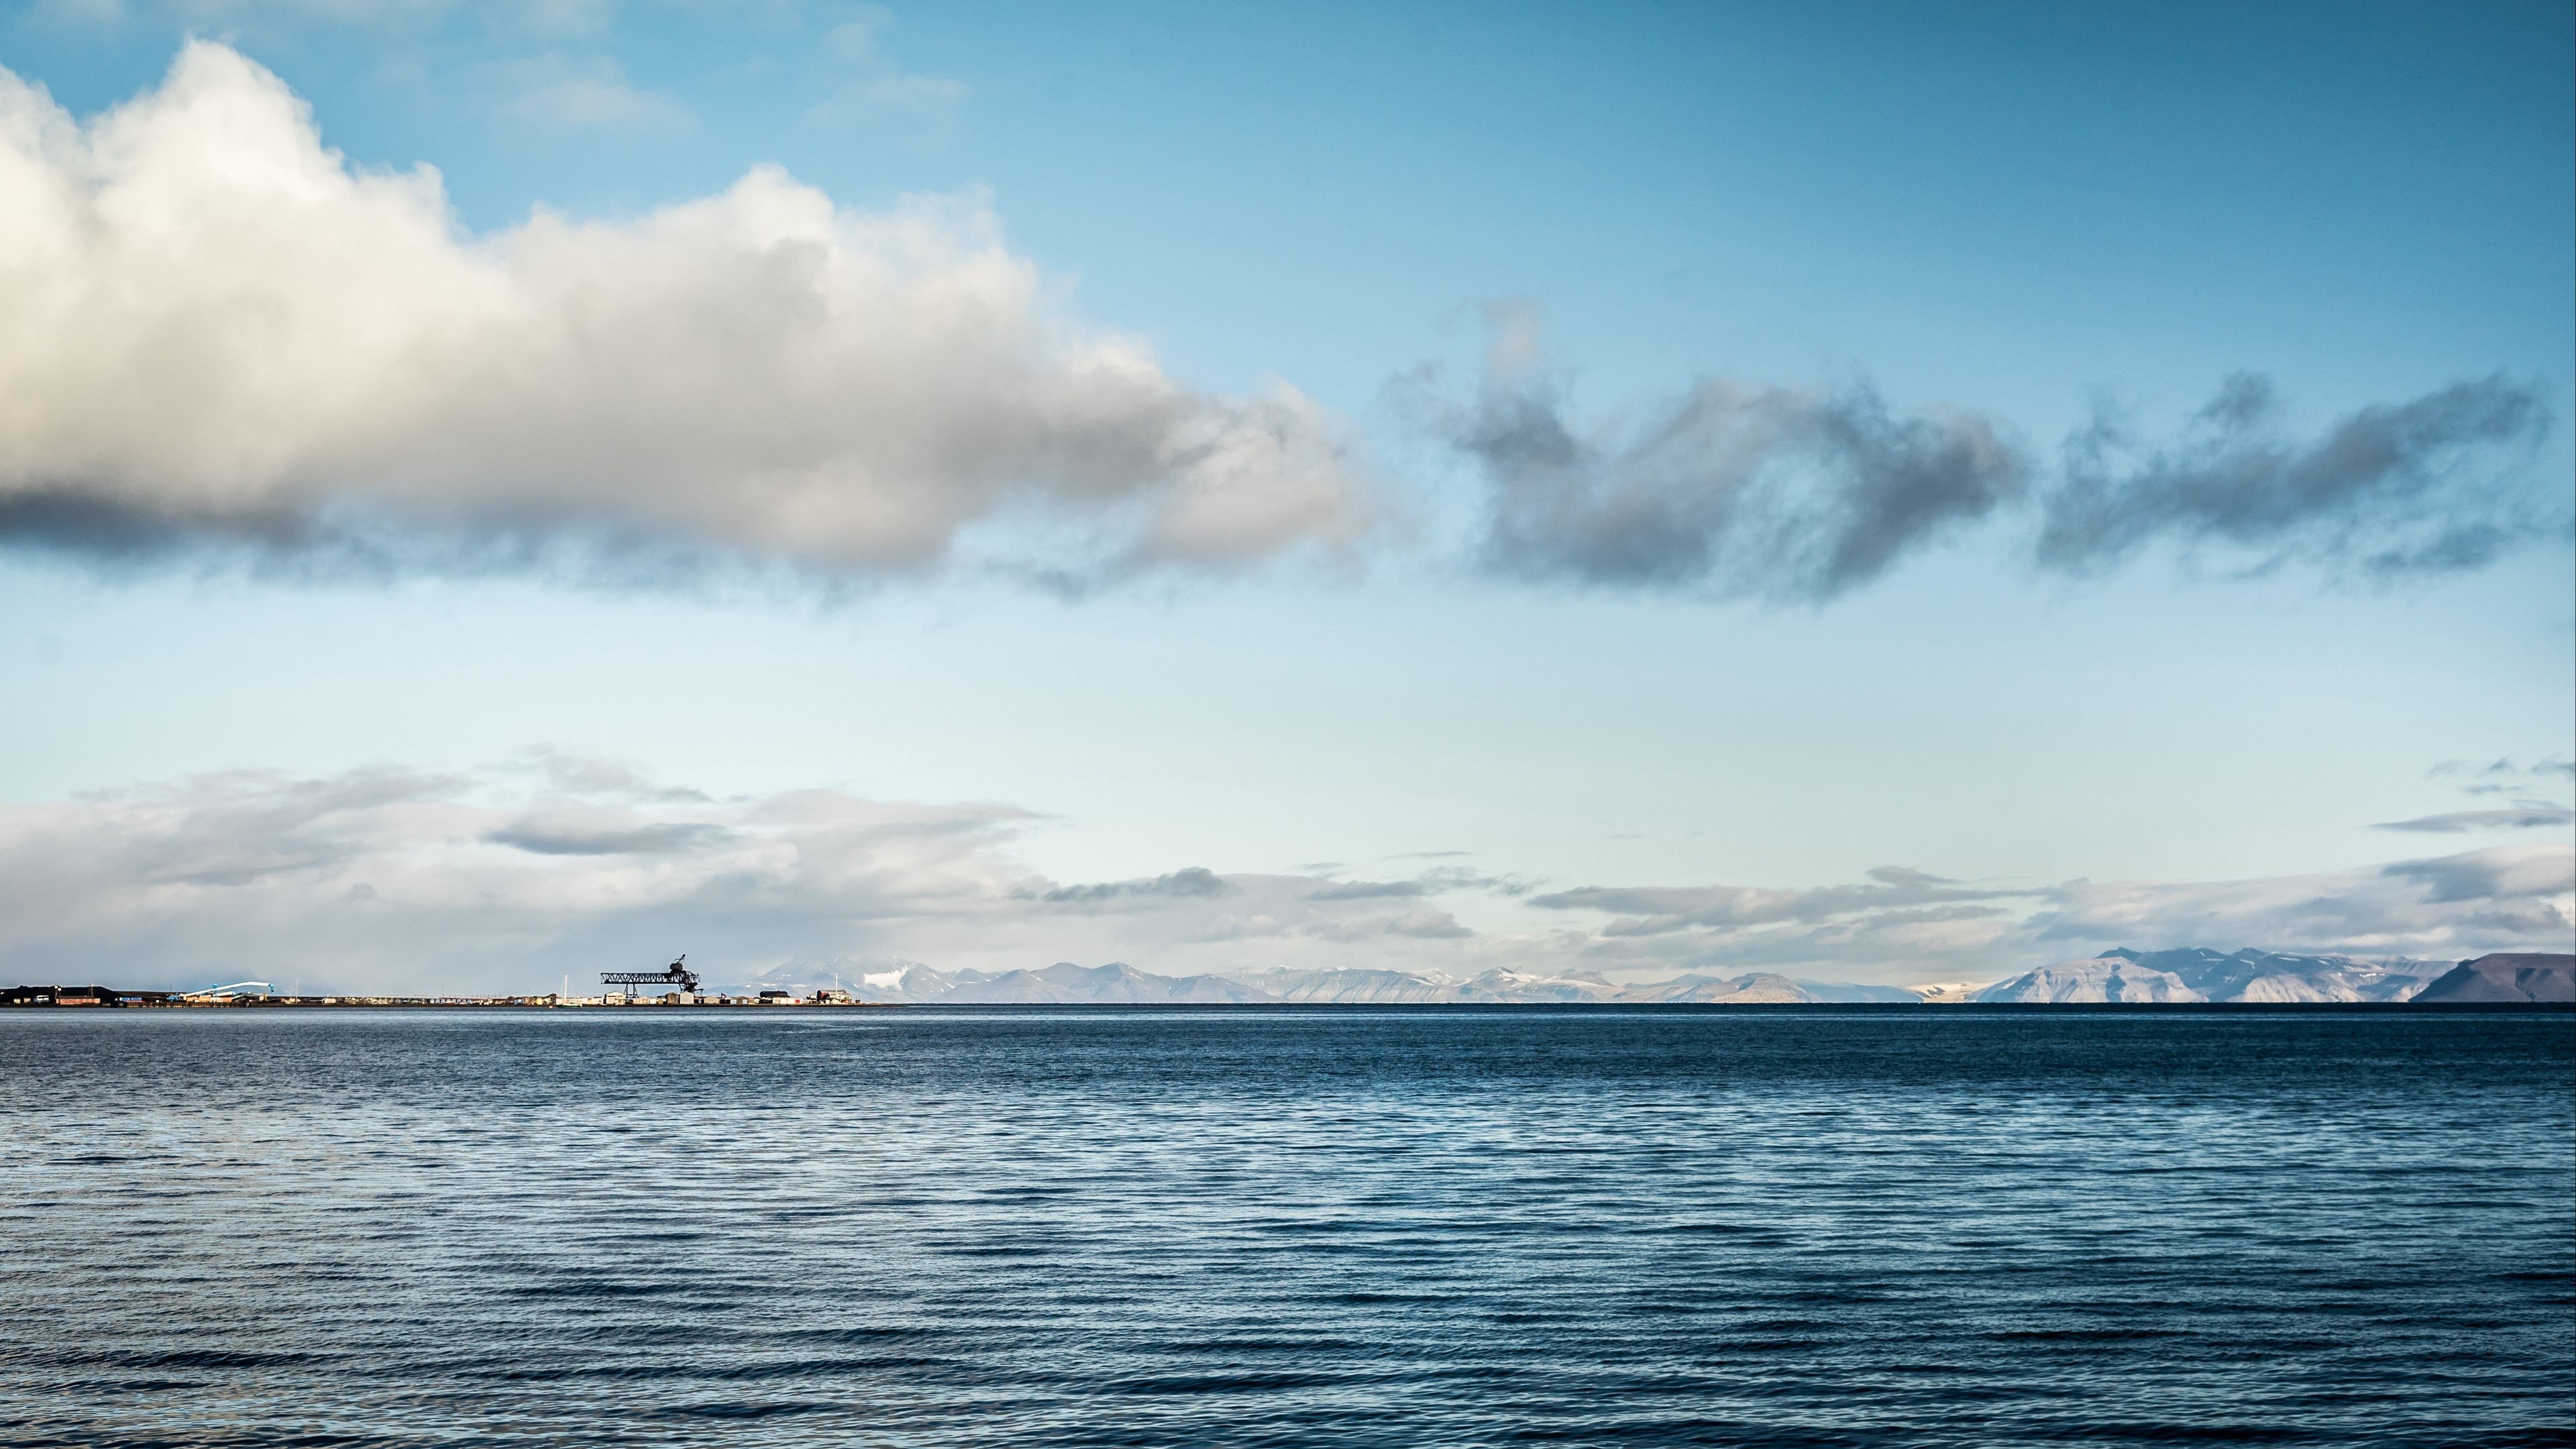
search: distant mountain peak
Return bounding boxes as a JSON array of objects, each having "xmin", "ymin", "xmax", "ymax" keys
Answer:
[
  {"xmin": 1981, "ymin": 947, "xmax": 2455, "ymax": 1004},
  {"xmin": 2412, "ymin": 953, "xmax": 2575, "ymax": 1004}
]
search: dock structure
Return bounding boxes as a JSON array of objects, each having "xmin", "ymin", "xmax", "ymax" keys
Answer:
[{"xmin": 599, "ymin": 955, "xmax": 701, "ymax": 1000}]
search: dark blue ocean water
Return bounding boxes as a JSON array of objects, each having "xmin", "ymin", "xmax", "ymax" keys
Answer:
[{"xmin": 1, "ymin": 1008, "xmax": 2569, "ymax": 1448}]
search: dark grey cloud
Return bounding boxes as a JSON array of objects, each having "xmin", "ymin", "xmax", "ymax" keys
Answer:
[
  {"xmin": 2038, "ymin": 374, "xmax": 2552, "ymax": 577},
  {"xmin": 1307, "ymin": 867, "xmax": 1528, "ymax": 902},
  {"xmin": 2374, "ymin": 806, "xmax": 2575, "ymax": 834},
  {"xmin": 485, "ymin": 821, "xmax": 733, "ymax": 857},
  {"xmin": 1305, "ymin": 878, "xmax": 1431, "ymax": 901},
  {"xmin": 1440, "ymin": 339, "xmax": 2025, "ymax": 600},
  {"xmin": 1430, "ymin": 311, "xmax": 2557, "ymax": 602},
  {"xmin": 2429, "ymin": 757, "xmax": 2575, "ymax": 798},
  {"xmin": 0, "ymin": 490, "xmax": 294, "ymax": 561},
  {"xmin": 2430, "ymin": 757, "xmax": 2528, "ymax": 780},
  {"xmin": 508, "ymin": 748, "xmax": 716, "ymax": 805},
  {"xmin": 1040, "ymin": 867, "xmax": 1230, "ymax": 904},
  {"xmin": 1529, "ymin": 865, "xmax": 2014, "ymax": 935}
]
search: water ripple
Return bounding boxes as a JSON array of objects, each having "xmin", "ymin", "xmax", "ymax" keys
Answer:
[{"xmin": 1, "ymin": 1009, "xmax": 2568, "ymax": 1448}]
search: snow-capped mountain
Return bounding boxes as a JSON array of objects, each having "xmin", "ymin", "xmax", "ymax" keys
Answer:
[
  {"xmin": 1627, "ymin": 972, "xmax": 1818, "ymax": 1004},
  {"xmin": 1235, "ymin": 967, "xmax": 1472, "ymax": 1004},
  {"xmin": 1972, "ymin": 948, "xmax": 2449, "ymax": 1004},
  {"xmin": 1792, "ymin": 979, "xmax": 1922, "ymax": 1003},
  {"xmin": 1972, "ymin": 956, "xmax": 2208, "ymax": 1004},
  {"xmin": 719, "ymin": 946, "xmax": 2506, "ymax": 1007}
]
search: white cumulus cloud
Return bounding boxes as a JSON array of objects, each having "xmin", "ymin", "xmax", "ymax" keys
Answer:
[{"xmin": 0, "ymin": 42, "xmax": 1371, "ymax": 584}]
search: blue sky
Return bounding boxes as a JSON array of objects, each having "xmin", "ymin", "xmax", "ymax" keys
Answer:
[{"xmin": 0, "ymin": 1, "xmax": 2569, "ymax": 991}]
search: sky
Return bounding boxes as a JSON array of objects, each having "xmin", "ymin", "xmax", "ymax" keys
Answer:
[{"xmin": 0, "ymin": 0, "xmax": 2569, "ymax": 993}]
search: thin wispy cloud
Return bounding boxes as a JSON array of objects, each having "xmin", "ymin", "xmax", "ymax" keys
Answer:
[
  {"xmin": 1038, "ymin": 868, "xmax": 1231, "ymax": 905},
  {"xmin": 1307, "ymin": 867, "xmax": 1527, "ymax": 902},
  {"xmin": 37, "ymin": 1, "xmax": 629, "ymax": 38},
  {"xmin": 1527, "ymin": 866, "xmax": 2012, "ymax": 937},
  {"xmin": 1531, "ymin": 851, "xmax": 2572, "ymax": 978},
  {"xmin": 2428, "ymin": 757, "xmax": 2576, "ymax": 798},
  {"xmin": 497, "ymin": 58, "xmax": 691, "ymax": 133},
  {"xmin": 806, "ymin": 7, "xmax": 966, "ymax": 125},
  {"xmin": 2374, "ymin": 806, "xmax": 2575, "ymax": 834}
]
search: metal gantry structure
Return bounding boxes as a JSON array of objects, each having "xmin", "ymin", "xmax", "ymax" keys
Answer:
[{"xmin": 600, "ymin": 955, "xmax": 700, "ymax": 998}]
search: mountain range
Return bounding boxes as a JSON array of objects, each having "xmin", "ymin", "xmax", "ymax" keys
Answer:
[
  {"xmin": 756, "ymin": 947, "xmax": 2571, "ymax": 1006},
  {"xmin": 771, "ymin": 960, "xmax": 1864, "ymax": 1006},
  {"xmin": 1970, "ymin": 948, "xmax": 2452, "ymax": 1004}
]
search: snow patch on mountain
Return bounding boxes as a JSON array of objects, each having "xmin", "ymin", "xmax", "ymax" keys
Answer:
[{"xmin": 1974, "ymin": 958, "xmax": 2204, "ymax": 1003}]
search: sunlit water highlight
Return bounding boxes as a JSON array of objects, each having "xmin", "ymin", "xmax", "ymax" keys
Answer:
[{"xmin": 2, "ymin": 1009, "xmax": 2569, "ymax": 1447}]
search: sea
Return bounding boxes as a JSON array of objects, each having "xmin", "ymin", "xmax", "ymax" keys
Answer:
[{"xmin": 1, "ymin": 1008, "xmax": 2569, "ymax": 1448}]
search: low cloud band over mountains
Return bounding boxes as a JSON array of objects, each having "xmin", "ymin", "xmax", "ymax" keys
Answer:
[{"xmin": 3, "ymin": 757, "xmax": 2564, "ymax": 996}]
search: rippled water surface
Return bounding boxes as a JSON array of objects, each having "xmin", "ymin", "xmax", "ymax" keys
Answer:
[{"xmin": 2, "ymin": 1009, "xmax": 2569, "ymax": 1447}]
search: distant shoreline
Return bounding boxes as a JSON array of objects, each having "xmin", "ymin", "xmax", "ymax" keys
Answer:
[{"xmin": 5, "ymin": 998, "xmax": 2567, "ymax": 1014}]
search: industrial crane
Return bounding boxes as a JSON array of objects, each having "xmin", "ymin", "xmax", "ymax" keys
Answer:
[{"xmin": 600, "ymin": 955, "xmax": 701, "ymax": 996}]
